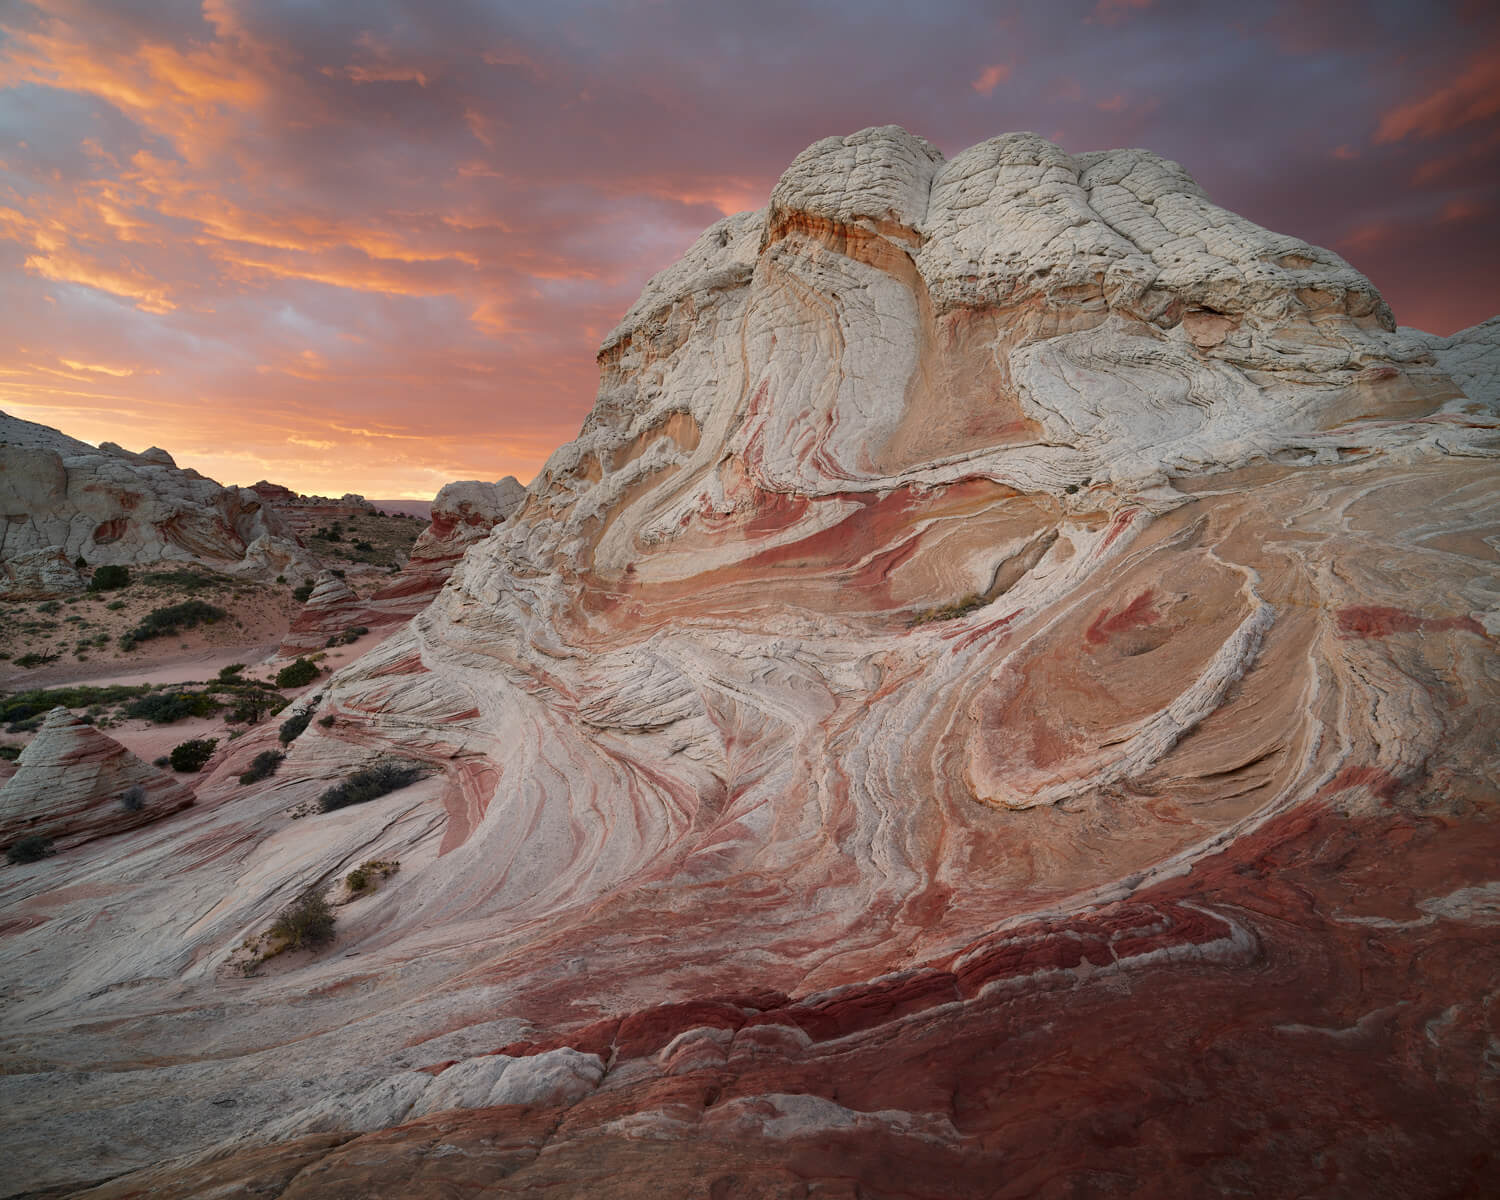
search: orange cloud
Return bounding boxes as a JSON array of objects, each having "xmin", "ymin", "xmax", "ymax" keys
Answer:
[
  {"xmin": 1375, "ymin": 51, "xmax": 1500, "ymax": 142},
  {"xmin": 971, "ymin": 63, "xmax": 1011, "ymax": 96},
  {"xmin": 1332, "ymin": 144, "xmax": 1359, "ymax": 160},
  {"xmin": 24, "ymin": 250, "xmax": 175, "ymax": 312}
]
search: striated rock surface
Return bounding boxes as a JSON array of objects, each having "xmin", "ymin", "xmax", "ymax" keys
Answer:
[
  {"xmin": 1, "ymin": 129, "xmax": 1499, "ymax": 1199},
  {"xmin": 0, "ymin": 708, "xmax": 195, "ymax": 851},
  {"xmin": 276, "ymin": 570, "xmax": 366, "ymax": 657},
  {"xmin": 0, "ymin": 411, "xmax": 306, "ymax": 580}
]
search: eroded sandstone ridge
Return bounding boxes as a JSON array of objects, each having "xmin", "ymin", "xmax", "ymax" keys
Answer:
[
  {"xmin": 2, "ymin": 129, "xmax": 1498, "ymax": 1198},
  {"xmin": 0, "ymin": 410, "xmax": 310, "ymax": 583}
]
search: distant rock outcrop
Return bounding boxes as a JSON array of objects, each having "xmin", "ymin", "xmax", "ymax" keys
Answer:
[
  {"xmin": 271, "ymin": 476, "xmax": 527, "ymax": 655},
  {"xmin": 0, "ymin": 411, "xmax": 306, "ymax": 580},
  {"xmin": 0, "ymin": 708, "xmax": 195, "ymax": 851},
  {"xmin": 0, "ymin": 545, "xmax": 83, "ymax": 600}
]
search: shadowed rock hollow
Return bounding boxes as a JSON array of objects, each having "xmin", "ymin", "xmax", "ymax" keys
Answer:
[{"xmin": 2, "ymin": 128, "xmax": 1498, "ymax": 1199}]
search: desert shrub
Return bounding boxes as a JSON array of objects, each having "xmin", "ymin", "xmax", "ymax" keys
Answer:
[
  {"xmin": 73, "ymin": 555, "xmax": 87, "ymax": 569},
  {"xmin": 119, "ymin": 784, "xmax": 146, "ymax": 812},
  {"xmin": 37, "ymin": 600, "xmax": 61, "ymax": 615},
  {"xmin": 275, "ymin": 658, "xmax": 319, "ymax": 689},
  {"xmin": 14, "ymin": 652, "xmax": 59, "ymax": 669},
  {"xmin": 89, "ymin": 564, "xmax": 131, "ymax": 591},
  {"xmin": 0, "ymin": 684, "xmax": 151, "ymax": 725},
  {"xmin": 105, "ymin": 599, "xmax": 126, "ymax": 611},
  {"xmin": 218, "ymin": 663, "xmax": 246, "ymax": 680},
  {"xmin": 141, "ymin": 568, "xmax": 220, "ymax": 591},
  {"xmin": 267, "ymin": 886, "xmax": 335, "ymax": 951},
  {"xmin": 169, "ymin": 737, "xmax": 218, "ymax": 772},
  {"xmin": 238, "ymin": 749, "xmax": 284, "ymax": 785},
  {"xmin": 152, "ymin": 754, "xmax": 170, "ymax": 767},
  {"xmin": 277, "ymin": 708, "xmax": 314, "ymax": 745},
  {"xmin": 125, "ymin": 691, "xmax": 219, "ymax": 724},
  {"xmin": 318, "ymin": 760, "xmax": 426, "ymax": 813},
  {"xmin": 291, "ymin": 579, "xmax": 315, "ymax": 603},
  {"xmin": 0, "ymin": 746, "xmax": 20, "ymax": 762},
  {"xmin": 345, "ymin": 858, "xmax": 399, "ymax": 894},
  {"xmin": 907, "ymin": 592, "xmax": 987, "ymax": 627},
  {"xmin": 353, "ymin": 539, "xmax": 374, "ymax": 552},
  {"xmin": 6, "ymin": 836, "xmax": 54, "ymax": 864},
  {"xmin": 123, "ymin": 600, "xmax": 226, "ymax": 644}
]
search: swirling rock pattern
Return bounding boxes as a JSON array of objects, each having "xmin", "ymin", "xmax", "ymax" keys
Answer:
[{"xmin": 2, "ymin": 129, "xmax": 1498, "ymax": 1198}]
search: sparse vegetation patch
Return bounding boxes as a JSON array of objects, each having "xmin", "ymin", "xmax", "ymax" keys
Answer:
[
  {"xmin": 318, "ymin": 759, "xmax": 427, "ymax": 812},
  {"xmin": 238, "ymin": 749, "xmax": 284, "ymax": 785},
  {"xmin": 6, "ymin": 835, "xmax": 54, "ymax": 865},
  {"xmin": 275, "ymin": 658, "xmax": 319, "ymax": 689},
  {"xmin": 88, "ymin": 564, "xmax": 131, "ymax": 592},
  {"xmin": 169, "ymin": 738, "xmax": 218, "ymax": 772}
]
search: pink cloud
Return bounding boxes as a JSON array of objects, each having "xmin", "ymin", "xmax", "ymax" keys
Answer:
[
  {"xmin": 970, "ymin": 63, "xmax": 1011, "ymax": 96},
  {"xmin": 1376, "ymin": 49, "xmax": 1500, "ymax": 142}
]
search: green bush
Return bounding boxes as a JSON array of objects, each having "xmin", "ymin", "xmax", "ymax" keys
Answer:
[
  {"xmin": 126, "ymin": 691, "xmax": 219, "ymax": 724},
  {"xmin": 37, "ymin": 600, "xmax": 61, "ymax": 615},
  {"xmin": 119, "ymin": 784, "xmax": 146, "ymax": 811},
  {"xmin": 317, "ymin": 714, "xmax": 336, "ymax": 728},
  {"xmin": 14, "ymin": 652, "xmax": 59, "ymax": 669},
  {"xmin": 0, "ymin": 684, "xmax": 152, "ymax": 725},
  {"xmin": 123, "ymin": 600, "xmax": 227, "ymax": 645},
  {"xmin": 267, "ymin": 887, "xmax": 335, "ymax": 951},
  {"xmin": 6, "ymin": 835, "xmax": 54, "ymax": 865},
  {"xmin": 169, "ymin": 738, "xmax": 218, "ymax": 772},
  {"xmin": 73, "ymin": 555, "xmax": 87, "ymax": 569},
  {"xmin": 238, "ymin": 749, "xmax": 284, "ymax": 785},
  {"xmin": 89, "ymin": 564, "xmax": 132, "ymax": 592},
  {"xmin": 278, "ymin": 709, "xmax": 314, "ymax": 745},
  {"xmin": 218, "ymin": 663, "xmax": 246, "ymax": 680},
  {"xmin": 105, "ymin": 600, "xmax": 126, "ymax": 611},
  {"xmin": 0, "ymin": 746, "xmax": 21, "ymax": 762},
  {"xmin": 291, "ymin": 580, "xmax": 314, "ymax": 603},
  {"xmin": 318, "ymin": 760, "xmax": 426, "ymax": 813},
  {"xmin": 275, "ymin": 658, "xmax": 319, "ymax": 689}
]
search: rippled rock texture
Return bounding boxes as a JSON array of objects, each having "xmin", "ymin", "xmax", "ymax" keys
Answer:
[{"xmin": 2, "ymin": 128, "xmax": 1498, "ymax": 1198}]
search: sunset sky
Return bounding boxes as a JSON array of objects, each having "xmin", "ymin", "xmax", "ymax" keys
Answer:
[{"xmin": 2, "ymin": 1, "xmax": 1497, "ymax": 498}]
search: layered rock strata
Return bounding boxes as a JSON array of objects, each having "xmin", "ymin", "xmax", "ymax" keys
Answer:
[
  {"xmin": 1, "ymin": 129, "xmax": 1497, "ymax": 1198},
  {"xmin": 0, "ymin": 708, "xmax": 195, "ymax": 850}
]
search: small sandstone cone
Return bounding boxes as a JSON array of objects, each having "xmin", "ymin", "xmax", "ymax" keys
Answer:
[
  {"xmin": 0, "ymin": 708, "xmax": 195, "ymax": 851},
  {"xmin": 277, "ymin": 570, "xmax": 364, "ymax": 657}
]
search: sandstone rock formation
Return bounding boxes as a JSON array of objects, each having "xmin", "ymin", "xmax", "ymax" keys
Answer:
[
  {"xmin": 0, "ymin": 545, "xmax": 83, "ymax": 599},
  {"xmin": 271, "ymin": 476, "xmax": 529, "ymax": 655},
  {"xmin": 0, "ymin": 708, "xmax": 195, "ymax": 851},
  {"xmin": 276, "ymin": 569, "xmax": 366, "ymax": 656},
  {"xmin": 249, "ymin": 480, "xmax": 378, "ymax": 540},
  {"xmin": 0, "ymin": 411, "xmax": 306, "ymax": 580},
  {"xmin": 1, "ymin": 129, "xmax": 1497, "ymax": 1198}
]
